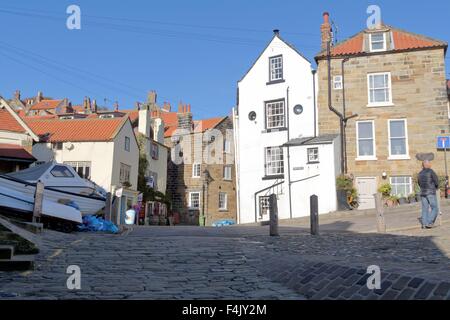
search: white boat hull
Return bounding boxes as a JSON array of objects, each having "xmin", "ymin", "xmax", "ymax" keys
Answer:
[
  {"xmin": 0, "ymin": 175, "xmax": 105, "ymax": 216},
  {"xmin": 0, "ymin": 185, "xmax": 82, "ymax": 224}
]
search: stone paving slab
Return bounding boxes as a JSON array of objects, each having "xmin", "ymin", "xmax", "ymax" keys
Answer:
[{"xmin": 0, "ymin": 223, "xmax": 449, "ymax": 300}]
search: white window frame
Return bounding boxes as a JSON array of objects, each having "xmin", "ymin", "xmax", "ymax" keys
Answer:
[
  {"xmin": 367, "ymin": 72, "xmax": 393, "ymax": 107},
  {"xmin": 125, "ymin": 136, "xmax": 131, "ymax": 152},
  {"xmin": 224, "ymin": 139, "xmax": 232, "ymax": 154},
  {"xmin": 333, "ymin": 75, "xmax": 343, "ymax": 90},
  {"xmin": 369, "ymin": 32, "xmax": 387, "ymax": 52},
  {"xmin": 64, "ymin": 161, "xmax": 92, "ymax": 179},
  {"xmin": 390, "ymin": 176, "xmax": 413, "ymax": 198},
  {"xmin": 223, "ymin": 165, "xmax": 232, "ymax": 181},
  {"xmin": 265, "ymin": 147, "xmax": 284, "ymax": 177},
  {"xmin": 307, "ymin": 147, "xmax": 319, "ymax": 163},
  {"xmin": 189, "ymin": 192, "xmax": 201, "ymax": 209},
  {"xmin": 192, "ymin": 163, "xmax": 201, "ymax": 178},
  {"xmin": 388, "ymin": 119, "xmax": 410, "ymax": 160},
  {"xmin": 269, "ymin": 55, "xmax": 283, "ymax": 82},
  {"xmin": 265, "ymin": 100, "xmax": 285, "ymax": 130},
  {"xmin": 218, "ymin": 192, "xmax": 228, "ymax": 211},
  {"xmin": 356, "ymin": 120, "xmax": 377, "ymax": 161},
  {"xmin": 259, "ymin": 196, "xmax": 270, "ymax": 218},
  {"xmin": 119, "ymin": 163, "xmax": 131, "ymax": 184}
]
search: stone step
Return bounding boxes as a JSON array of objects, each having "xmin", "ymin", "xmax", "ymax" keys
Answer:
[
  {"xmin": 0, "ymin": 254, "xmax": 35, "ymax": 271},
  {"xmin": 0, "ymin": 245, "xmax": 14, "ymax": 260}
]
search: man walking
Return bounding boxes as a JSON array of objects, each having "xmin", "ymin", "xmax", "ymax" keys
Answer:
[{"xmin": 418, "ymin": 160, "xmax": 440, "ymax": 229}]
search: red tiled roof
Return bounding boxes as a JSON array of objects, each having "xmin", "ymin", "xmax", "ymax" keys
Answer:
[
  {"xmin": 0, "ymin": 109, "xmax": 26, "ymax": 133},
  {"xmin": 0, "ymin": 143, "xmax": 35, "ymax": 160},
  {"xmin": 30, "ymin": 99, "xmax": 62, "ymax": 111},
  {"xmin": 24, "ymin": 117, "xmax": 127, "ymax": 142},
  {"xmin": 316, "ymin": 26, "xmax": 447, "ymax": 59},
  {"xmin": 164, "ymin": 117, "xmax": 226, "ymax": 138}
]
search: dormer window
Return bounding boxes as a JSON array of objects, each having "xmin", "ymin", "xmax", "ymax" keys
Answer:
[{"xmin": 369, "ymin": 32, "xmax": 386, "ymax": 52}]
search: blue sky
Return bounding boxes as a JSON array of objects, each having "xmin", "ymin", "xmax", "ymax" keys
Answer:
[{"xmin": 0, "ymin": 0, "xmax": 449, "ymax": 119}]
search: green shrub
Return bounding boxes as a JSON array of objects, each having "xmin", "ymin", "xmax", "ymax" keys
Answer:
[{"xmin": 378, "ymin": 183, "xmax": 392, "ymax": 198}]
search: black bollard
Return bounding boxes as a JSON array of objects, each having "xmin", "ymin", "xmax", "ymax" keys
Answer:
[{"xmin": 310, "ymin": 195, "xmax": 319, "ymax": 235}]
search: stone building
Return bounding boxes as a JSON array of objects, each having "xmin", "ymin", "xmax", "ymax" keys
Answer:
[
  {"xmin": 316, "ymin": 12, "xmax": 449, "ymax": 209},
  {"xmin": 163, "ymin": 105, "xmax": 237, "ymax": 226}
]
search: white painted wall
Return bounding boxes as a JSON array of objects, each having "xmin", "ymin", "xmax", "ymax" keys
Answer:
[
  {"xmin": 138, "ymin": 109, "xmax": 168, "ymax": 193},
  {"xmin": 33, "ymin": 141, "xmax": 115, "ymax": 192},
  {"xmin": 0, "ymin": 131, "xmax": 33, "ymax": 146},
  {"xmin": 111, "ymin": 121, "xmax": 139, "ymax": 191},
  {"xmin": 32, "ymin": 120, "xmax": 139, "ymax": 193},
  {"xmin": 288, "ymin": 142, "xmax": 339, "ymax": 217},
  {"xmin": 236, "ymin": 35, "xmax": 317, "ymax": 224}
]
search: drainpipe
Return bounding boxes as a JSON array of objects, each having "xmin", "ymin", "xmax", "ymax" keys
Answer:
[
  {"xmin": 312, "ymin": 69, "xmax": 318, "ymax": 138},
  {"xmin": 342, "ymin": 57, "xmax": 349, "ymax": 174},
  {"xmin": 286, "ymin": 86, "xmax": 293, "ymax": 219}
]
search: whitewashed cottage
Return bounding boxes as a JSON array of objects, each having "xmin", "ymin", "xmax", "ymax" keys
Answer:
[{"xmin": 233, "ymin": 30, "xmax": 341, "ymax": 224}]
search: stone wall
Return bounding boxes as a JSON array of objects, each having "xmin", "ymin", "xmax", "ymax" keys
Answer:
[
  {"xmin": 317, "ymin": 48, "xmax": 449, "ymax": 185},
  {"xmin": 165, "ymin": 117, "xmax": 237, "ymax": 225}
]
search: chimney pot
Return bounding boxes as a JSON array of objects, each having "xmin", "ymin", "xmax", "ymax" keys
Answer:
[
  {"xmin": 323, "ymin": 12, "xmax": 330, "ymax": 23},
  {"xmin": 14, "ymin": 90, "xmax": 21, "ymax": 100},
  {"xmin": 273, "ymin": 29, "xmax": 280, "ymax": 36}
]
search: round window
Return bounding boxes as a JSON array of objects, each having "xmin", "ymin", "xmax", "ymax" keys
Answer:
[
  {"xmin": 293, "ymin": 105, "xmax": 303, "ymax": 115},
  {"xmin": 248, "ymin": 111, "xmax": 257, "ymax": 121}
]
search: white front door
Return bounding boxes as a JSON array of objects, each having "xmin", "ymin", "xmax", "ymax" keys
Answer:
[{"xmin": 356, "ymin": 177, "xmax": 377, "ymax": 210}]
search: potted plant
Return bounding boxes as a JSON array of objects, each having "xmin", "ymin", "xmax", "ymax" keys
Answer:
[
  {"xmin": 378, "ymin": 183, "xmax": 391, "ymax": 207},
  {"xmin": 408, "ymin": 193, "xmax": 417, "ymax": 203},
  {"xmin": 336, "ymin": 175, "xmax": 356, "ymax": 211},
  {"xmin": 386, "ymin": 195, "xmax": 399, "ymax": 208}
]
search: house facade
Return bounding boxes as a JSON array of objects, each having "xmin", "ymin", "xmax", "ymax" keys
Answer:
[
  {"xmin": 0, "ymin": 98, "xmax": 38, "ymax": 172},
  {"xmin": 163, "ymin": 105, "xmax": 237, "ymax": 226},
  {"xmin": 316, "ymin": 12, "xmax": 449, "ymax": 209},
  {"xmin": 24, "ymin": 115, "xmax": 139, "ymax": 223},
  {"xmin": 234, "ymin": 30, "xmax": 340, "ymax": 224}
]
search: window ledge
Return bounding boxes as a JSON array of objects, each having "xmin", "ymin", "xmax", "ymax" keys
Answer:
[
  {"xmin": 367, "ymin": 103, "xmax": 395, "ymax": 108},
  {"xmin": 307, "ymin": 161, "xmax": 320, "ymax": 165},
  {"xmin": 262, "ymin": 175, "xmax": 284, "ymax": 181},
  {"xmin": 266, "ymin": 79, "xmax": 285, "ymax": 85},
  {"xmin": 262, "ymin": 128, "xmax": 288, "ymax": 134},
  {"xmin": 356, "ymin": 157, "xmax": 378, "ymax": 161},
  {"xmin": 223, "ymin": 179, "xmax": 232, "ymax": 182},
  {"xmin": 388, "ymin": 156, "xmax": 411, "ymax": 161}
]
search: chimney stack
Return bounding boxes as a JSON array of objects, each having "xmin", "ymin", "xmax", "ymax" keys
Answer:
[
  {"xmin": 177, "ymin": 102, "xmax": 193, "ymax": 131},
  {"xmin": 273, "ymin": 29, "xmax": 280, "ymax": 36},
  {"xmin": 37, "ymin": 91, "xmax": 43, "ymax": 102},
  {"xmin": 92, "ymin": 99, "xmax": 98, "ymax": 113},
  {"xmin": 14, "ymin": 90, "xmax": 21, "ymax": 100},
  {"xmin": 147, "ymin": 91, "xmax": 157, "ymax": 105},
  {"xmin": 114, "ymin": 101, "xmax": 119, "ymax": 112},
  {"xmin": 321, "ymin": 12, "xmax": 333, "ymax": 51},
  {"xmin": 163, "ymin": 102, "xmax": 171, "ymax": 112}
]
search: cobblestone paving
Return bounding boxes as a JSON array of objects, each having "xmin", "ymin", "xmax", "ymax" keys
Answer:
[{"xmin": 1, "ymin": 224, "xmax": 450, "ymax": 300}]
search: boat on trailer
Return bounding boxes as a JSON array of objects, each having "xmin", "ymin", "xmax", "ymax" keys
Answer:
[
  {"xmin": 0, "ymin": 162, "xmax": 106, "ymax": 216},
  {"xmin": 0, "ymin": 185, "xmax": 82, "ymax": 232}
]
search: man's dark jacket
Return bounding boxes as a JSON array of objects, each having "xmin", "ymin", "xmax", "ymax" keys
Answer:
[{"xmin": 418, "ymin": 168, "xmax": 439, "ymax": 196}]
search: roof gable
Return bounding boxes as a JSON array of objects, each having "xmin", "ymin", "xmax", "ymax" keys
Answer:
[
  {"xmin": 0, "ymin": 97, "xmax": 40, "ymax": 141},
  {"xmin": 315, "ymin": 25, "xmax": 447, "ymax": 60},
  {"xmin": 239, "ymin": 34, "xmax": 311, "ymax": 83},
  {"xmin": 30, "ymin": 99, "xmax": 63, "ymax": 111}
]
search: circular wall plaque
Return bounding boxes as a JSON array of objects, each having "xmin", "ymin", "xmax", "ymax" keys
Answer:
[
  {"xmin": 248, "ymin": 111, "xmax": 257, "ymax": 121},
  {"xmin": 293, "ymin": 105, "xmax": 303, "ymax": 115}
]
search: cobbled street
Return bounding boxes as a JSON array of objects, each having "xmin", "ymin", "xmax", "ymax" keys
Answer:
[{"xmin": 1, "ymin": 215, "xmax": 450, "ymax": 300}]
